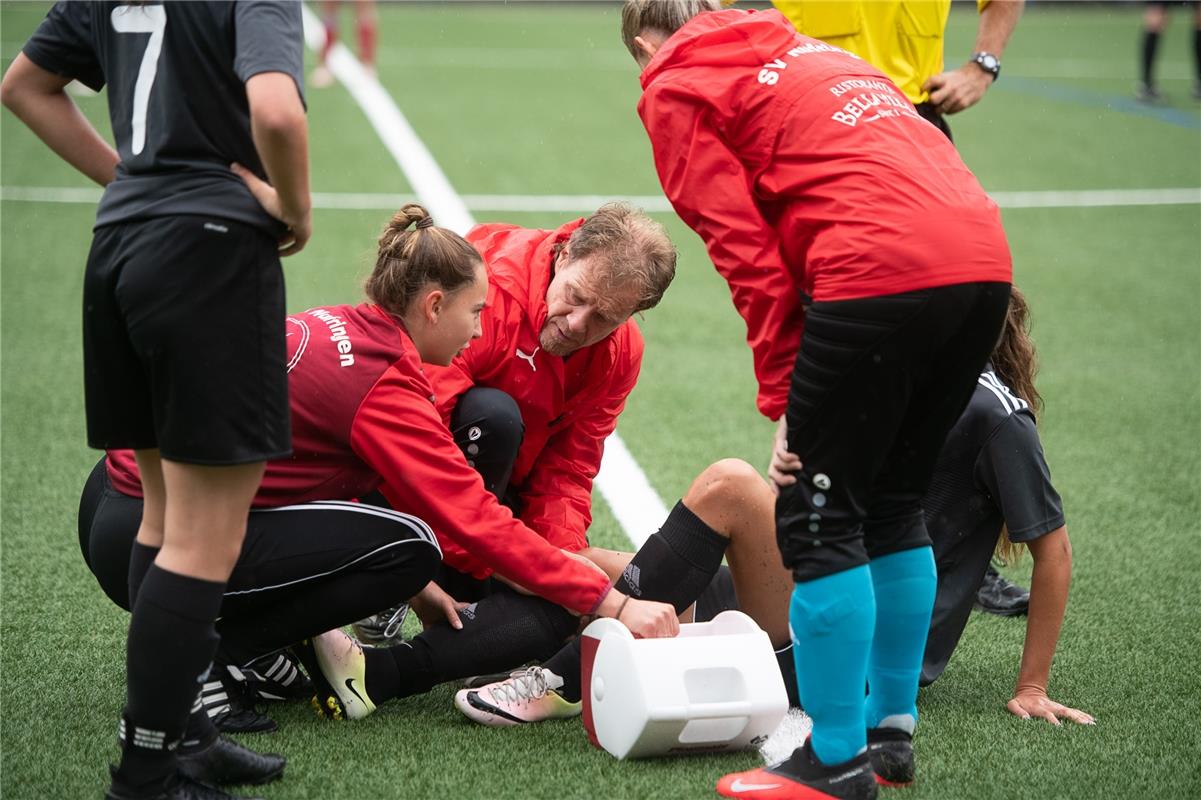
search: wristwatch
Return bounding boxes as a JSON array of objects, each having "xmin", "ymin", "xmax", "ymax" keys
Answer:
[{"xmin": 971, "ymin": 52, "xmax": 1001, "ymax": 82}]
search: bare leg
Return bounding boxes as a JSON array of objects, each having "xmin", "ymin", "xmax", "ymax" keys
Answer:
[
  {"xmin": 580, "ymin": 459, "xmax": 791, "ymax": 646},
  {"xmin": 133, "ymin": 449, "xmax": 166, "ymax": 548},
  {"xmin": 155, "ymin": 459, "xmax": 265, "ymax": 581},
  {"xmin": 680, "ymin": 459, "xmax": 792, "ymax": 647}
]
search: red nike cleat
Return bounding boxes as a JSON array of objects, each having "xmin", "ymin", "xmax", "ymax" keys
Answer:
[{"xmin": 717, "ymin": 740, "xmax": 877, "ymax": 799}]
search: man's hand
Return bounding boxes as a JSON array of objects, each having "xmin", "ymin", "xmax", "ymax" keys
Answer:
[
  {"xmin": 1007, "ymin": 687, "xmax": 1095, "ymax": 726},
  {"xmin": 768, "ymin": 416, "xmax": 802, "ymax": 495},
  {"xmin": 922, "ymin": 64, "xmax": 994, "ymax": 115},
  {"xmin": 231, "ymin": 162, "xmax": 312, "ymax": 256},
  {"xmin": 409, "ymin": 581, "xmax": 469, "ymax": 631}
]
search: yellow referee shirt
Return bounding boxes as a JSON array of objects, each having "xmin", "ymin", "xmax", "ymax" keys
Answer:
[{"xmin": 772, "ymin": 1, "xmax": 990, "ymax": 104}]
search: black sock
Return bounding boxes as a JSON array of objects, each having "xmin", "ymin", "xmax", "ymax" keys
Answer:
[
  {"xmin": 127, "ymin": 542, "xmax": 159, "ymax": 609},
  {"xmin": 776, "ymin": 642, "xmax": 802, "ymax": 708},
  {"xmin": 548, "ymin": 501, "xmax": 729, "ymax": 702},
  {"xmin": 363, "ymin": 590, "xmax": 576, "ymax": 703},
  {"xmin": 113, "ymin": 566, "xmax": 225, "ymax": 794},
  {"xmin": 180, "ymin": 694, "xmax": 219, "ymax": 753},
  {"xmin": 1194, "ymin": 28, "xmax": 1201, "ymax": 82},
  {"xmin": 1142, "ymin": 29, "xmax": 1161, "ymax": 86}
]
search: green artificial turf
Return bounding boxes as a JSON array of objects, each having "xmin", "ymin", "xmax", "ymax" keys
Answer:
[{"xmin": 2, "ymin": 2, "xmax": 1199, "ymax": 798}]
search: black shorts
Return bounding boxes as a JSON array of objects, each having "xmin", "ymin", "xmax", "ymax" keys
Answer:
[
  {"xmin": 914, "ymin": 102, "xmax": 953, "ymax": 143},
  {"xmin": 777, "ymin": 282, "xmax": 1010, "ymax": 582},
  {"xmin": 82, "ymin": 215, "xmax": 290, "ymax": 464}
]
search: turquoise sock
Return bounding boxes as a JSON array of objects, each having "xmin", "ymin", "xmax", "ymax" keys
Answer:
[
  {"xmin": 789, "ymin": 566, "xmax": 875, "ymax": 765},
  {"xmin": 864, "ymin": 546, "xmax": 937, "ymax": 733}
]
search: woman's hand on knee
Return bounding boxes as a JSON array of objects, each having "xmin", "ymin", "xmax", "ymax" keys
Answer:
[{"xmin": 410, "ymin": 581, "xmax": 469, "ymax": 631}]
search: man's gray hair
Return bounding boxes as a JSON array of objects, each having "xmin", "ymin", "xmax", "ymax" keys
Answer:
[{"xmin": 565, "ymin": 202, "xmax": 677, "ymax": 314}]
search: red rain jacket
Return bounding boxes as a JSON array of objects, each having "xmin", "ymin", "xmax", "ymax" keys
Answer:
[
  {"xmin": 107, "ymin": 303, "xmax": 610, "ymax": 614},
  {"xmin": 638, "ymin": 8, "xmax": 1012, "ymax": 419},
  {"xmin": 426, "ymin": 221, "xmax": 643, "ymax": 569}
]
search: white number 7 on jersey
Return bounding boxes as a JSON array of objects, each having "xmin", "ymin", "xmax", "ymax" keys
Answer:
[{"xmin": 110, "ymin": 5, "xmax": 167, "ymax": 156}]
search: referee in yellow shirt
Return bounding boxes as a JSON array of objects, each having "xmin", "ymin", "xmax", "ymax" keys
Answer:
[{"xmin": 773, "ymin": 0, "xmax": 1024, "ymax": 141}]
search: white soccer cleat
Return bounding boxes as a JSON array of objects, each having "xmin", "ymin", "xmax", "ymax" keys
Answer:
[{"xmin": 454, "ymin": 667, "xmax": 581, "ymax": 727}]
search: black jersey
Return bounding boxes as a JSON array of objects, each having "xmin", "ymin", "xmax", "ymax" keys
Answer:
[
  {"xmin": 920, "ymin": 368, "xmax": 1065, "ymax": 685},
  {"xmin": 23, "ymin": 1, "xmax": 304, "ymax": 233}
]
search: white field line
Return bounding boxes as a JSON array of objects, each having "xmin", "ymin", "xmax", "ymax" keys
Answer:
[
  {"xmin": 4, "ymin": 186, "xmax": 1199, "ymax": 213},
  {"xmin": 300, "ymin": 8, "xmax": 473, "ymax": 235},
  {"xmin": 298, "ymin": 4, "xmax": 668, "ymax": 548}
]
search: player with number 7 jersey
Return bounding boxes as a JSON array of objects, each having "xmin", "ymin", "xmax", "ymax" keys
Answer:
[
  {"xmin": 2, "ymin": 3, "xmax": 310, "ymax": 800},
  {"xmin": 21, "ymin": 1, "xmax": 306, "ymax": 236}
]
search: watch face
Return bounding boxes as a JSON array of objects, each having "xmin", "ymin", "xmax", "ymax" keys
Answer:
[{"xmin": 980, "ymin": 54, "xmax": 999, "ymax": 70}]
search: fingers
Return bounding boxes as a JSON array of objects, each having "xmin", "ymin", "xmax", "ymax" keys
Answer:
[
  {"xmin": 278, "ymin": 227, "xmax": 310, "ymax": 257},
  {"xmin": 230, "ymin": 161, "xmax": 267, "ymax": 193},
  {"xmin": 625, "ymin": 600, "xmax": 680, "ymax": 639},
  {"xmin": 1058, "ymin": 705, "xmax": 1095, "ymax": 726},
  {"xmin": 1006, "ymin": 698, "xmax": 1031, "ymax": 720},
  {"xmin": 653, "ymin": 603, "xmax": 680, "ymax": 638},
  {"xmin": 774, "ymin": 446, "xmax": 801, "ymax": 469},
  {"xmin": 923, "ymin": 73, "xmax": 948, "ymax": 102},
  {"xmin": 767, "ymin": 464, "xmax": 798, "ymax": 486},
  {"xmin": 1038, "ymin": 707, "xmax": 1062, "ymax": 726},
  {"xmin": 445, "ymin": 601, "xmax": 463, "ymax": 630},
  {"xmin": 1010, "ymin": 696, "xmax": 1095, "ymax": 726}
]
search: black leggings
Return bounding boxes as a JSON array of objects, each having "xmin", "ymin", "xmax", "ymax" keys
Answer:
[
  {"xmin": 78, "ymin": 459, "xmax": 441, "ymax": 666},
  {"xmin": 778, "ymin": 282, "xmax": 1009, "ymax": 581}
]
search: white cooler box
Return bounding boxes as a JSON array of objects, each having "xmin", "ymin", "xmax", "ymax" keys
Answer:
[{"xmin": 580, "ymin": 610, "xmax": 788, "ymax": 759}]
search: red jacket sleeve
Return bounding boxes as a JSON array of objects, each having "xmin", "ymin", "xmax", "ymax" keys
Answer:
[
  {"xmin": 349, "ymin": 365, "xmax": 610, "ymax": 614},
  {"xmin": 639, "ymin": 80, "xmax": 802, "ymax": 420},
  {"xmin": 519, "ymin": 328, "xmax": 643, "ymax": 551}
]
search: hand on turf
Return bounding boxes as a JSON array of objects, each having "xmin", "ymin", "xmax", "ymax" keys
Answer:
[
  {"xmin": 922, "ymin": 63, "xmax": 994, "ymax": 115},
  {"xmin": 768, "ymin": 416, "xmax": 802, "ymax": 495},
  {"xmin": 231, "ymin": 161, "xmax": 312, "ymax": 256},
  {"xmin": 1007, "ymin": 689, "xmax": 1095, "ymax": 726},
  {"xmin": 409, "ymin": 581, "xmax": 470, "ymax": 631}
]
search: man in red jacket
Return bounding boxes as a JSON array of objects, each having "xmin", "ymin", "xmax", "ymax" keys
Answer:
[{"xmin": 354, "ymin": 202, "xmax": 678, "ymax": 640}]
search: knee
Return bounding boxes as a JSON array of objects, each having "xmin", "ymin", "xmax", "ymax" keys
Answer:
[
  {"xmin": 452, "ymin": 387, "xmax": 524, "ymax": 457},
  {"xmin": 368, "ymin": 533, "xmax": 442, "ymax": 582},
  {"xmin": 683, "ymin": 459, "xmax": 770, "ymax": 532},
  {"xmin": 405, "ymin": 538, "xmax": 443, "ymax": 581}
]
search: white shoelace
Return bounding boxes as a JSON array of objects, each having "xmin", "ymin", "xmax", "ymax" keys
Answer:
[
  {"xmin": 485, "ymin": 667, "xmax": 550, "ymax": 706},
  {"xmin": 380, "ymin": 604, "xmax": 409, "ymax": 640}
]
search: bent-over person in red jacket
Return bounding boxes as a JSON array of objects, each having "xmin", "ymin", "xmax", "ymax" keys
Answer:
[{"xmin": 622, "ymin": 2, "xmax": 1012, "ymax": 798}]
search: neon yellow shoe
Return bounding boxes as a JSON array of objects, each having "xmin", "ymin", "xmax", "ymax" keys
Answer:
[{"xmin": 292, "ymin": 630, "xmax": 376, "ymax": 721}]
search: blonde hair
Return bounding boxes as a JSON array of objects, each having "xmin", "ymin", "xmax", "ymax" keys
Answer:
[
  {"xmin": 620, "ymin": 0, "xmax": 722, "ymax": 59},
  {"xmin": 365, "ymin": 204, "xmax": 481, "ymax": 317},
  {"xmin": 560, "ymin": 202, "xmax": 677, "ymax": 314}
]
